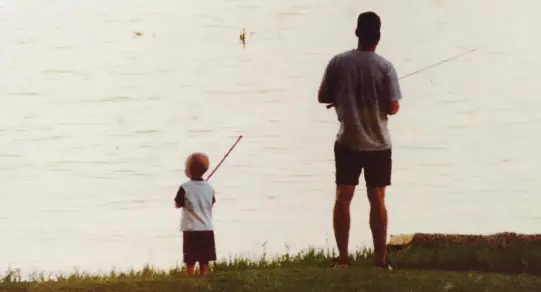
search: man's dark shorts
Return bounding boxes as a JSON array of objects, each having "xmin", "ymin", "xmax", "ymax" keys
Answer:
[{"xmin": 334, "ymin": 141, "xmax": 392, "ymax": 187}]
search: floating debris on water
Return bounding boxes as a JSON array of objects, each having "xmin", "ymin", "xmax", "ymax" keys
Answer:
[{"xmin": 240, "ymin": 28, "xmax": 246, "ymax": 47}]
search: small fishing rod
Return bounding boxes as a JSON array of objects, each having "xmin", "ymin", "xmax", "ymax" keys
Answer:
[
  {"xmin": 326, "ymin": 45, "xmax": 486, "ymax": 109},
  {"xmin": 206, "ymin": 135, "xmax": 243, "ymax": 180}
]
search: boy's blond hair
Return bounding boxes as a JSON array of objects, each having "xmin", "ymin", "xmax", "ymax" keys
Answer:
[{"xmin": 185, "ymin": 152, "xmax": 210, "ymax": 179}]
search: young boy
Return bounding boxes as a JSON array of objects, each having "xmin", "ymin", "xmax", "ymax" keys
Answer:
[{"xmin": 174, "ymin": 152, "xmax": 216, "ymax": 276}]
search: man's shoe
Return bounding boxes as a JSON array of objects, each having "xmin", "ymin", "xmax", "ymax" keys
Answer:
[{"xmin": 331, "ymin": 257, "xmax": 351, "ymax": 268}]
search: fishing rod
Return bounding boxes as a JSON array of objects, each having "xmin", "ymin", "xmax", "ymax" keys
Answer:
[
  {"xmin": 325, "ymin": 45, "xmax": 486, "ymax": 109},
  {"xmin": 206, "ymin": 135, "xmax": 243, "ymax": 180}
]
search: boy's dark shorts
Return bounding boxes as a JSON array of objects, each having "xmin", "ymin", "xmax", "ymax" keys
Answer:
[
  {"xmin": 334, "ymin": 141, "xmax": 392, "ymax": 187},
  {"xmin": 183, "ymin": 231, "xmax": 217, "ymax": 265}
]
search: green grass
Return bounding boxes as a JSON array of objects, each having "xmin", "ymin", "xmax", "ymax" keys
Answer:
[
  {"xmin": 390, "ymin": 241, "xmax": 541, "ymax": 274},
  {"xmin": 1, "ymin": 247, "xmax": 540, "ymax": 292}
]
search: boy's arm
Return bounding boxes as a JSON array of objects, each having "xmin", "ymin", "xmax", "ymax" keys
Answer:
[
  {"xmin": 383, "ymin": 63, "xmax": 403, "ymax": 115},
  {"xmin": 174, "ymin": 186, "xmax": 185, "ymax": 208},
  {"xmin": 318, "ymin": 56, "xmax": 339, "ymax": 104}
]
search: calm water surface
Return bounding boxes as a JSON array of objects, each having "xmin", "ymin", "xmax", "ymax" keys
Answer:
[{"xmin": 1, "ymin": 0, "xmax": 540, "ymax": 275}]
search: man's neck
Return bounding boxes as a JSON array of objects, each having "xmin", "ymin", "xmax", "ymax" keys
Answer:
[
  {"xmin": 357, "ymin": 46, "xmax": 376, "ymax": 52},
  {"xmin": 191, "ymin": 177, "xmax": 204, "ymax": 181},
  {"xmin": 357, "ymin": 41, "xmax": 376, "ymax": 52}
]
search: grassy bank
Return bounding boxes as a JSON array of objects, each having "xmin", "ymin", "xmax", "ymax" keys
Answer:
[
  {"xmin": 389, "ymin": 232, "xmax": 541, "ymax": 274},
  {"xmin": 391, "ymin": 242, "xmax": 541, "ymax": 275},
  {"xmin": 2, "ymin": 266, "xmax": 540, "ymax": 292},
  {"xmin": 1, "ymin": 247, "xmax": 541, "ymax": 291}
]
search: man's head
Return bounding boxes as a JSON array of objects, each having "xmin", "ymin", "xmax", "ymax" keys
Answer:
[
  {"xmin": 184, "ymin": 152, "xmax": 210, "ymax": 179},
  {"xmin": 355, "ymin": 11, "xmax": 381, "ymax": 49}
]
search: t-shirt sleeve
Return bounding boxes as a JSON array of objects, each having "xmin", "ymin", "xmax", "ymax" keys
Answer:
[
  {"xmin": 318, "ymin": 56, "xmax": 341, "ymax": 103},
  {"xmin": 174, "ymin": 186, "xmax": 185, "ymax": 207},
  {"xmin": 386, "ymin": 63, "xmax": 403, "ymax": 101}
]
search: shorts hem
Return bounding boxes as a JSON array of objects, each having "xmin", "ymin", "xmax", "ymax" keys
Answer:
[
  {"xmin": 366, "ymin": 182, "xmax": 391, "ymax": 188},
  {"xmin": 335, "ymin": 180, "xmax": 359, "ymax": 186}
]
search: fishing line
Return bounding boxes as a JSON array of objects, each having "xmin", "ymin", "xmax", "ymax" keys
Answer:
[{"xmin": 325, "ymin": 44, "xmax": 487, "ymax": 109}]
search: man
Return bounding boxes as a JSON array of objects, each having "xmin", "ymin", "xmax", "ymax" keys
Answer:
[{"xmin": 317, "ymin": 11, "xmax": 402, "ymax": 269}]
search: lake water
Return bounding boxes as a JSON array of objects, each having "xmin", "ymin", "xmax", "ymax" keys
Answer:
[{"xmin": 1, "ymin": 0, "xmax": 541, "ymax": 276}]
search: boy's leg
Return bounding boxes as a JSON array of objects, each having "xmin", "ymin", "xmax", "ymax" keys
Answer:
[
  {"xmin": 333, "ymin": 141, "xmax": 362, "ymax": 265},
  {"xmin": 199, "ymin": 261, "xmax": 209, "ymax": 276},
  {"xmin": 364, "ymin": 149, "xmax": 392, "ymax": 268},
  {"xmin": 185, "ymin": 262, "xmax": 196, "ymax": 276},
  {"xmin": 198, "ymin": 231, "xmax": 216, "ymax": 276},
  {"xmin": 183, "ymin": 231, "xmax": 197, "ymax": 276}
]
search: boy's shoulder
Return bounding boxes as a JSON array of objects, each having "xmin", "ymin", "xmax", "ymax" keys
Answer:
[{"xmin": 181, "ymin": 180, "xmax": 214, "ymax": 190}]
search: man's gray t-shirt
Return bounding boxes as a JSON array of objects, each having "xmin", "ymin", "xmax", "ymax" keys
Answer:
[{"xmin": 320, "ymin": 49, "xmax": 403, "ymax": 151}]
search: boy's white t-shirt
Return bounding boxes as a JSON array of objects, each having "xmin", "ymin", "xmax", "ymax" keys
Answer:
[{"xmin": 178, "ymin": 180, "xmax": 215, "ymax": 231}]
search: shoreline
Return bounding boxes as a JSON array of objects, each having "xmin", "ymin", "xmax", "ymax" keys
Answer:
[
  {"xmin": 2, "ymin": 232, "xmax": 540, "ymax": 291},
  {"xmin": 1, "ymin": 246, "xmax": 540, "ymax": 292},
  {"xmin": 4, "ymin": 231, "xmax": 541, "ymax": 280}
]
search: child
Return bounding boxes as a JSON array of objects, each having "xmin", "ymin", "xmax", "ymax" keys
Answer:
[{"xmin": 174, "ymin": 152, "xmax": 216, "ymax": 276}]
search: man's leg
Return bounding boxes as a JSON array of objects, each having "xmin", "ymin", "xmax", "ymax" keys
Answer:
[
  {"xmin": 367, "ymin": 187, "xmax": 388, "ymax": 267},
  {"xmin": 333, "ymin": 141, "xmax": 362, "ymax": 265},
  {"xmin": 364, "ymin": 149, "xmax": 392, "ymax": 267},
  {"xmin": 333, "ymin": 185, "xmax": 355, "ymax": 265}
]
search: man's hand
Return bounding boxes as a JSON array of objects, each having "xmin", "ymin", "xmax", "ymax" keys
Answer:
[
  {"xmin": 387, "ymin": 100, "xmax": 400, "ymax": 115},
  {"xmin": 383, "ymin": 64, "xmax": 402, "ymax": 115}
]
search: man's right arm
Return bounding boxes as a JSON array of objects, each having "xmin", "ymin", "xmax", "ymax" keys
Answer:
[
  {"xmin": 318, "ymin": 57, "xmax": 339, "ymax": 104},
  {"xmin": 384, "ymin": 63, "xmax": 403, "ymax": 115}
]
